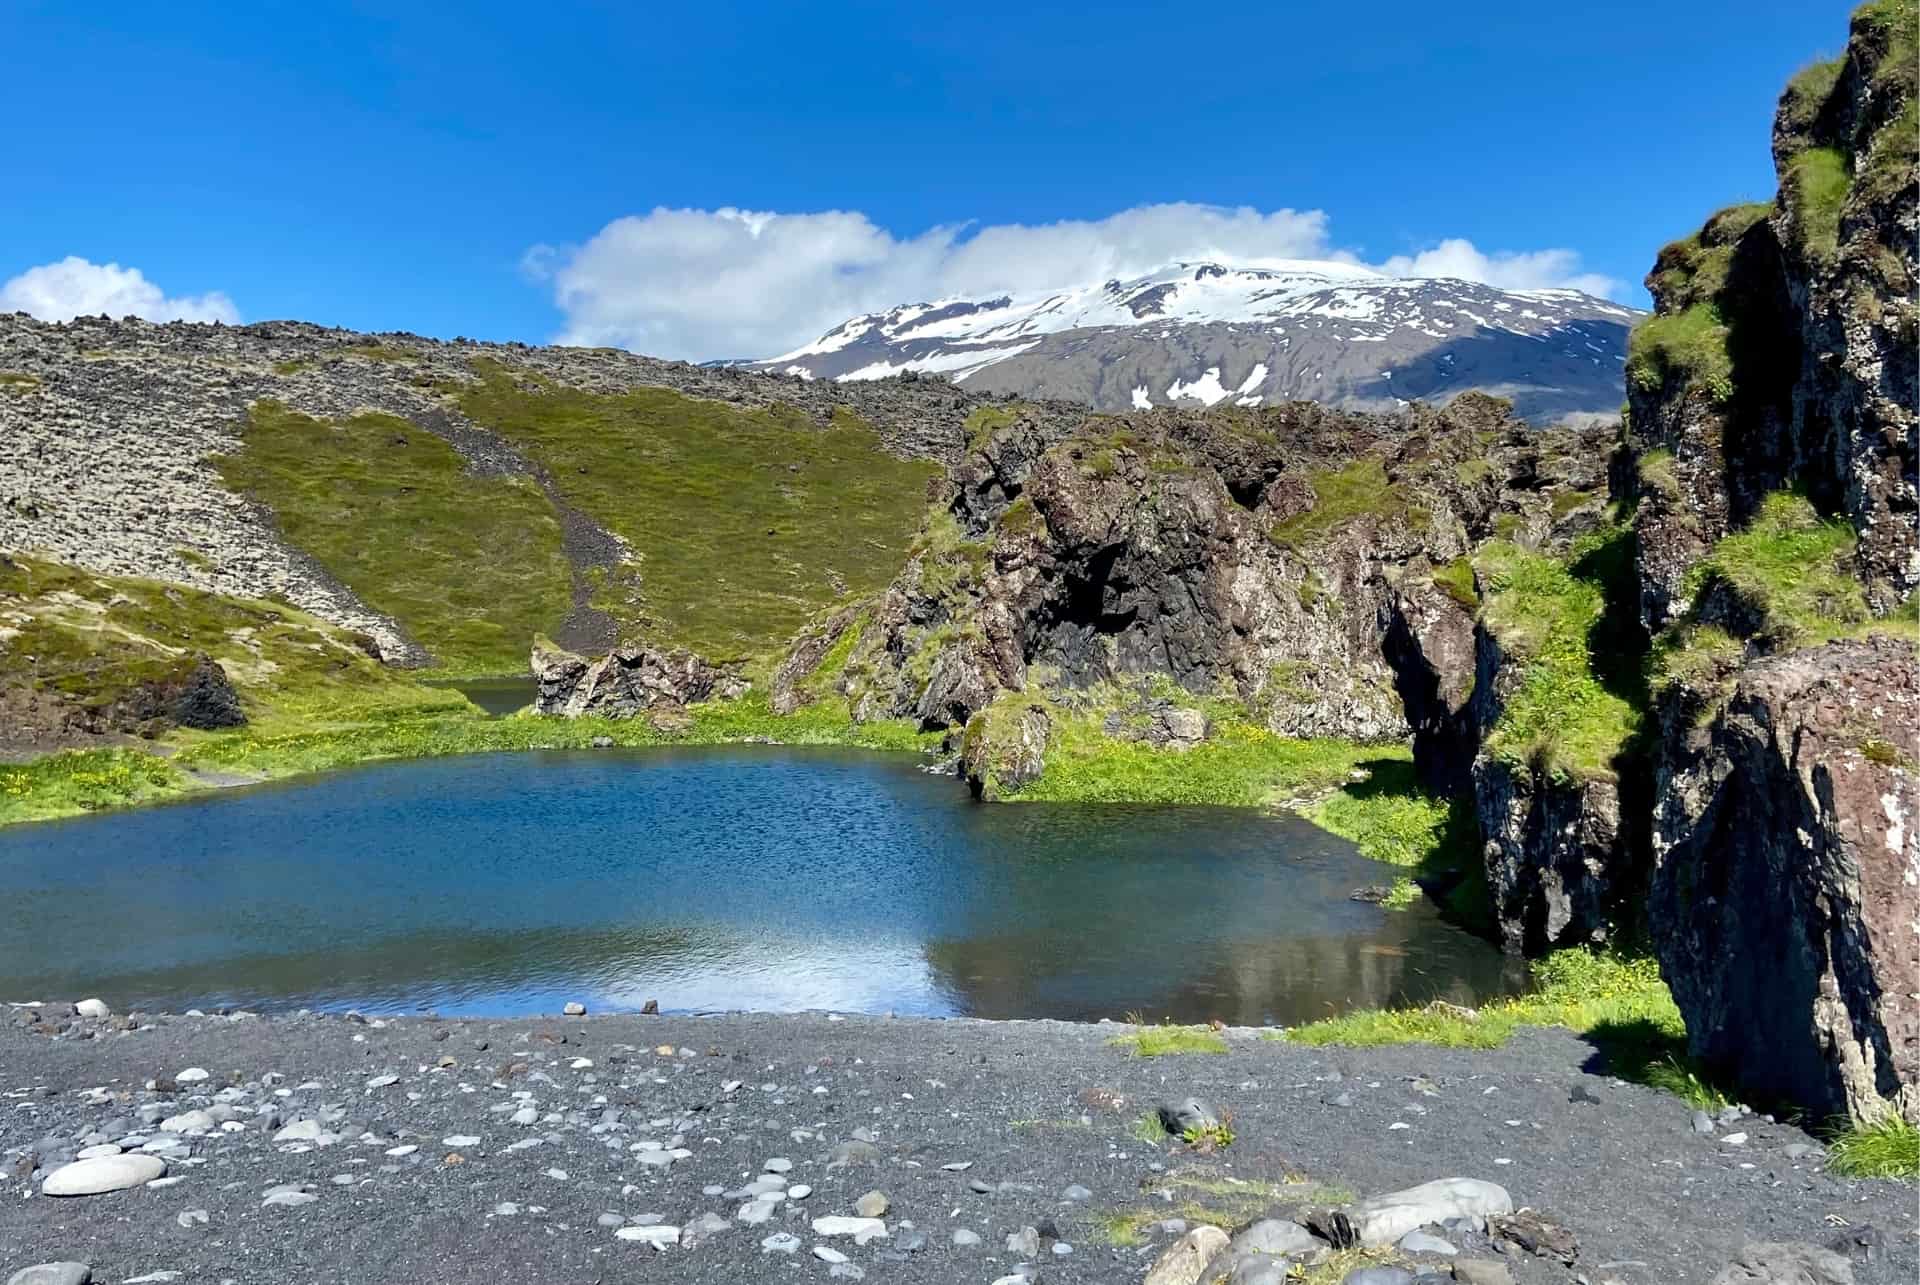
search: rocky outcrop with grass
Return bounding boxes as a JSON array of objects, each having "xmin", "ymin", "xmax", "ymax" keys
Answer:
[
  {"xmin": 530, "ymin": 636, "xmax": 748, "ymax": 721},
  {"xmin": 0, "ymin": 553, "xmax": 436, "ymax": 757},
  {"xmin": 774, "ymin": 395, "xmax": 1613, "ymax": 751},
  {"xmin": 1624, "ymin": 0, "xmax": 1919, "ymax": 1125}
]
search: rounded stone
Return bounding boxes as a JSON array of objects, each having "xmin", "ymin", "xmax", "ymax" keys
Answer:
[
  {"xmin": 7, "ymin": 1266, "xmax": 92, "ymax": 1285},
  {"xmin": 41, "ymin": 1154, "xmax": 166, "ymax": 1196}
]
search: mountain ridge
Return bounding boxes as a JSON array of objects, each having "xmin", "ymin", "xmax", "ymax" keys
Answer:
[{"xmin": 751, "ymin": 260, "xmax": 1644, "ymax": 425}]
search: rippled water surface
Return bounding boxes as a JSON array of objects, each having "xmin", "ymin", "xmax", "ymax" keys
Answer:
[{"xmin": 0, "ymin": 747, "xmax": 1524, "ymax": 1021}]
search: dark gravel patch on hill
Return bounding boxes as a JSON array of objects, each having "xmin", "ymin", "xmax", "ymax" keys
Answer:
[{"xmin": 2, "ymin": 1008, "xmax": 1911, "ymax": 1284}]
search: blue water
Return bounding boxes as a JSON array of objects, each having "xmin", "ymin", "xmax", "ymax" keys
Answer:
[{"xmin": 0, "ymin": 747, "xmax": 1522, "ymax": 1022}]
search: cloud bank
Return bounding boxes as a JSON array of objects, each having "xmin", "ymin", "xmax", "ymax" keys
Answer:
[
  {"xmin": 1, "ymin": 256, "xmax": 239, "ymax": 325},
  {"xmin": 526, "ymin": 203, "xmax": 1622, "ymax": 361}
]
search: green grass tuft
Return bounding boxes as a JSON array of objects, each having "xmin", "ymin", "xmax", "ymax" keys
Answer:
[
  {"xmin": 216, "ymin": 402, "xmax": 575, "ymax": 675},
  {"xmin": 1431, "ymin": 556, "xmax": 1479, "ymax": 610},
  {"xmin": 1688, "ymin": 491, "xmax": 1867, "ymax": 644},
  {"xmin": 1269, "ymin": 458, "xmax": 1407, "ymax": 548},
  {"xmin": 1107, "ymin": 1025, "xmax": 1228, "ymax": 1057},
  {"xmin": 1826, "ymin": 1114, "xmax": 1919, "ymax": 1179},
  {"xmin": 1281, "ymin": 948, "xmax": 1734, "ymax": 1109},
  {"xmin": 1475, "ymin": 534, "xmax": 1642, "ymax": 782},
  {"xmin": 1784, "ymin": 146, "xmax": 1853, "ymax": 261},
  {"xmin": 1627, "ymin": 303, "xmax": 1734, "ymax": 401}
]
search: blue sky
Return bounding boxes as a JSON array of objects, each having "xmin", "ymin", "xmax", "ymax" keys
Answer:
[{"xmin": 3, "ymin": 0, "xmax": 1850, "ymax": 356}]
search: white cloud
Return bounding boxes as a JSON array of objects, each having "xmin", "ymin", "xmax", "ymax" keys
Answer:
[
  {"xmin": 1374, "ymin": 238, "xmax": 1620, "ymax": 298},
  {"xmin": 0, "ymin": 256, "xmax": 239, "ymax": 325},
  {"xmin": 528, "ymin": 203, "xmax": 1622, "ymax": 362}
]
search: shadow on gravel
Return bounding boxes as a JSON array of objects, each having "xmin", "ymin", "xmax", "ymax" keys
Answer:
[{"xmin": 1578, "ymin": 1017, "xmax": 1738, "ymax": 1110}]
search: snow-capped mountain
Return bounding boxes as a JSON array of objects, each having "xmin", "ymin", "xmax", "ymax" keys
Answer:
[{"xmin": 751, "ymin": 261, "xmax": 1644, "ymax": 424}]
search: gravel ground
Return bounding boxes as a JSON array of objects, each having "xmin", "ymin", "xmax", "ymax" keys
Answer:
[{"xmin": 2, "ymin": 1007, "xmax": 1911, "ymax": 1285}]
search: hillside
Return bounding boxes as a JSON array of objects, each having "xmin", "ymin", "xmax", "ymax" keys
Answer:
[
  {"xmin": 750, "ymin": 261, "xmax": 1643, "ymax": 425},
  {"xmin": 0, "ymin": 315, "xmax": 1080, "ymax": 676}
]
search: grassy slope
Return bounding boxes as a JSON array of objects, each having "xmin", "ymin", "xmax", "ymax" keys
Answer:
[
  {"xmin": 457, "ymin": 363, "xmax": 938, "ymax": 661},
  {"xmin": 216, "ymin": 402, "xmax": 574, "ymax": 676}
]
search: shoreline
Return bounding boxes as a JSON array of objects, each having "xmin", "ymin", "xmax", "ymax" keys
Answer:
[{"xmin": 2, "ymin": 1004, "xmax": 1910, "ymax": 1285}]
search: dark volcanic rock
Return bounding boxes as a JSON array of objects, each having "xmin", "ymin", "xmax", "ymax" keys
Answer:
[
  {"xmin": 531, "ymin": 638, "xmax": 747, "ymax": 719},
  {"xmin": 166, "ymin": 654, "xmax": 248, "ymax": 730},
  {"xmin": 1472, "ymin": 757, "xmax": 1621, "ymax": 956},
  {"xmin": 1650, "ymin": 638, "xmax": 1919, "ymax": 1124}
]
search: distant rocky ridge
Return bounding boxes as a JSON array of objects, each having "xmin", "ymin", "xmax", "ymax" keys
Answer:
[{"xmin": 750, "ymin": 262, "xmax": 1644, "ymax": 426}]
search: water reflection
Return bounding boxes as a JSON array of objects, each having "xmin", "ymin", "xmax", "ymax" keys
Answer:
[
  {"xmin": 425, "ymin": 677, "xmax": 538, "ymax": 717},
  {"xmin": 0, "ymin": 748, "xmax": 1524, "ymax": 1021}
]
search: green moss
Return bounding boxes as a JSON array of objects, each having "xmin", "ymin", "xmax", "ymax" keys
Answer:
[
  {"xmin": 1305, "ymin": 759, "xmax": 1487, "ymax": 921},
  {"xmin": 0, "ymin": 371, "xmax": 41, "ymax": 391},
  {"xmin": 216, "ymin": 402, "xmax": 575, "ymax": 676},
  {"xmin": 1856, "ymin": 0, "xmax": 1920, "ymax": 96},
  {"xmin": 1269, "ymin": 458, "xmax": 1404, "ymax": 548},
  {"xmin": 964, "ymin": 403, "xmax": 1025, "ymax": 450},
  {"xmin": 1551, "ymin": 488, "xmax": 1598, "ymax": 519},
  {"xmin": 1859, "ymin": 97, "xmax": 1919, "ymax": 208},
  {"xmin": 1454, "ymin": 458, "xmax": 1492, "ymax": 486},
  {"xmin": 1432, "ymin": 556, "xmax": 1479, "ymax": 610},
  {"xmin": 1826, "ymin": 1114, "xmax": 1919, "ymax": 1179},
  {"xmin": 459, "ymin": 365, "xmax": 938, "ymax": 659},
  {"xmin": 1784, "ymin": 146, "xmax": 1853, "ymax": 261},
  {"xmin": 996, "ymin": 494, "xmax": 1044, "ymax": 538},
  {"xmin": 1862, "ymin": 737, "xmax": 1909, "ymax": 766},
  {"xmin": 1638, "ymin": 448, "xmax": 1682, "ymax": 498},
  {"xmin": 1106, "ymin": 1025, "xmax": 1228, "ymax": 1056},
  {"xmin": 271, "ymin": 358, "xmax": 314, "ymax": 376},
  {"xmin": 1476, "ymin": 533, "xmax": 1642, "ymax": 782}
]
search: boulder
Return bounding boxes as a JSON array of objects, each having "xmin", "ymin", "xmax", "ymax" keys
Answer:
[
  {"xmin": 960, "ymin": 697, "xmax": 1050, "ymax": 800},
  {"xmin": 1349, "ymin": 1178, "xmax": 1512, "ymax": 1248},
  {"xmin": 40, "ymin": 1153, "xmax": 165, "ymax": 1196},
  {"xmin": 6, "ymin": 1267, "xmax": 91, "ymax": 1285},
  {"xmin": 1651, "ymin": 639, "xmax": 1919, "ymax": 1122},
  {"xmin": 1156, "ymin": 1098, "xmax": 1221, "ymax": 1136},
  {"xmin": 531, "ymin": 637, "xmax": 746, "ymax": 719},
  {"xmin": 1144, "ymin": 1225, "xmax": 1232, "ymax": 1285}
]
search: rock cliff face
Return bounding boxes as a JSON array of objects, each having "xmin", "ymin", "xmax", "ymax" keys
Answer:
[
  {"xmin": 772, "ymin": 396, "xmax": 1613, "ymax": 756},
  {"xmin": 1651, "ymin": 639, "xmax": 1918, "ymax": 1123},
  {"xmin": 1629, "ymin": 3, "xmax": 1919, "ymax": 1123}
]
